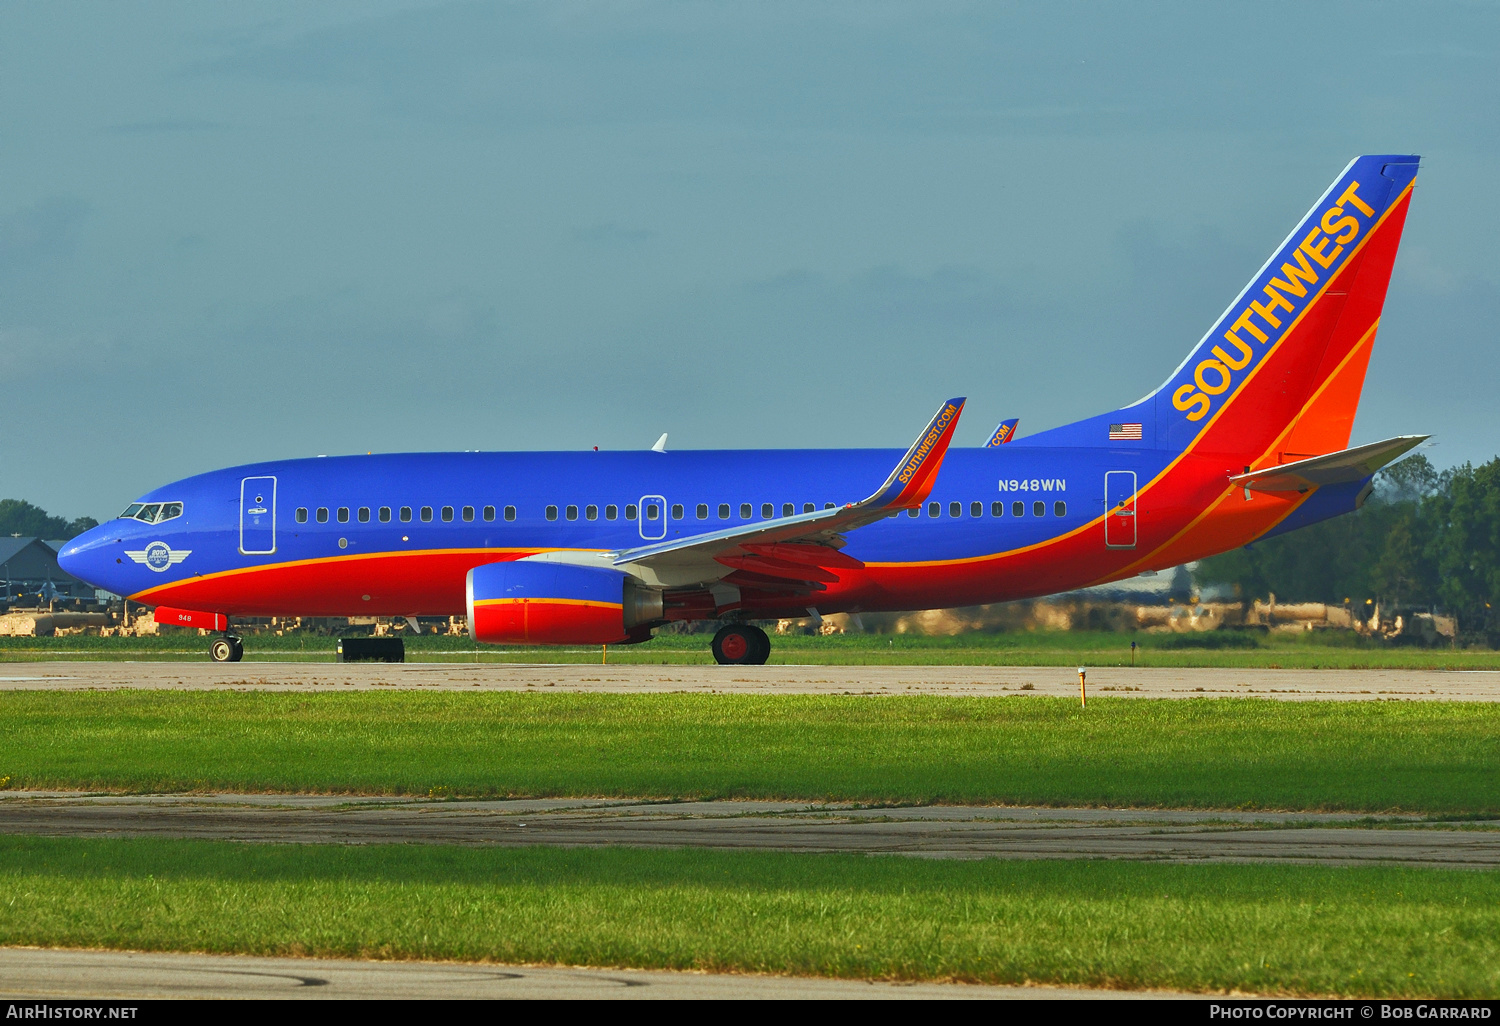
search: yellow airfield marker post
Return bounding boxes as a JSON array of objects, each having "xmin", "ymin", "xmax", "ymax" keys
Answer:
[{"xmin": 1078, "ymin": 667, "xmax": 1087, "ymax": 708}]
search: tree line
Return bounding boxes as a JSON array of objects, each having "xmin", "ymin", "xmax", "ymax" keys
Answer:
[
  {"xmin": 1196, "ymin": 454, "xmax": 1500, "ymax": 641},
  {"xmin": 0, "ymin": 499, "xmax": 98, "ymax": 541}
]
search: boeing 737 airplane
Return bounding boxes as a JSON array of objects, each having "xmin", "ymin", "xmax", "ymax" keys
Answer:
[{"xmin": 60, "ymin": 155, "xmax": 1426, "ymax": 664}]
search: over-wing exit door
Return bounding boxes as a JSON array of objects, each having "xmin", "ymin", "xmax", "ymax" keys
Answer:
[
  {"xmin": 240, "ymin": 476, "xmax": 277, "ymax": 555},
  {"xmin": 1104, "ymin": 471, "xmax": 1137, "ymax": 549},
  {"xmin": 638, "ymin": 494, "xmax": 667, "ymax": 541}
]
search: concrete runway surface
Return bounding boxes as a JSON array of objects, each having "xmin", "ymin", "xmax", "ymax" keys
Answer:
[
  {"xmin": 0, "ymin": 947, "xmax": 1186, "ymax": 1000},
  {"xmin": 2, "ymin": 661, "xmax": 1498, "ymax": 700},
  {"xmin": 4, "ymin": 793, "xmax": 1495, "ymax": 867}
]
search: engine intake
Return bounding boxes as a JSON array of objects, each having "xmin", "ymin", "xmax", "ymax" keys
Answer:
[{"xmin": 466, "ymin": 561, "xmax": 661, "ymax": 645}]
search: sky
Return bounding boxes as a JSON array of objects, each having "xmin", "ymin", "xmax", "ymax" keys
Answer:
[{"xmin": 2, "ymin": 1, "xmax": 1497, "ymax": 521}]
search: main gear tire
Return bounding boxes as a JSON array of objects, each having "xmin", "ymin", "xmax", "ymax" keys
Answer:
[{"xmin": 712, "ymin": 624, "xmax": 770, "ymax": 665}]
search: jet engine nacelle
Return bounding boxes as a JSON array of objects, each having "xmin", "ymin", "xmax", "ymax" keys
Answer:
[{"xmin": 465, "ymin": 561, "xmax": 662, "ymax": 645}]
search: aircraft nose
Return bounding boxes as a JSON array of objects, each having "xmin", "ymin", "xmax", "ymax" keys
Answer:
[{"xmin": 57, "ymin": 524, "xmax": 118, "ymax": 591}]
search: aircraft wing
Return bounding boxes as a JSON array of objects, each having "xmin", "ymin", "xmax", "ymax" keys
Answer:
[
  {"xmin": 1227, "ymin": 435, "xmax": 1429, "ymax": 493},
  {"xmin": 525, "ymin": 397, "xmax": 965, "ymax": 589}
]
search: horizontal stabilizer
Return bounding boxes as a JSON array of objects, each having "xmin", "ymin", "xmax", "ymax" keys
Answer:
[{"xmin": 1228, "ymin": 435, "xmax": 1428, "ymax": 493}]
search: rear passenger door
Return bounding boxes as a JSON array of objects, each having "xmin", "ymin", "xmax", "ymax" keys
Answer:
[{"xmin": 1104, "ymin": 471, "xmax": 1136, "ymax": 549}]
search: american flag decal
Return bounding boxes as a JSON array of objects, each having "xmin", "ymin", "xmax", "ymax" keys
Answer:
[{"xmin": 1108, "ymin": 423, "xmax": 1143, "ymax": 440}]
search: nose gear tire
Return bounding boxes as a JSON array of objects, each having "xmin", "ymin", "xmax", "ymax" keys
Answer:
[{"xmin": 209, "ymin": 636, "xmax": 243, "ymax": 663}]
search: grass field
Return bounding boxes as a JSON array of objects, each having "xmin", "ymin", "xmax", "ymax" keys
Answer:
[
  {"xmin": 1, "ymin": 835, "xmax": 1494, "ymax": 997},
  {"xmin": 3, "ymin": 629, "xmax": 1495, "ymax": 669},
  {"xmin": 3, "ymin": 692, "xmax": 1496, "ymax": 812}
]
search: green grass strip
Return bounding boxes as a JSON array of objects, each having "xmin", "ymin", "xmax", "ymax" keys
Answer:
[
  {"xmin": 0, "ymin": 835, "xmax": 1495, "ymax": 997},
  {"xmin": 2, "ymin": 692, "xmax": 1497, "ymax": 812}
]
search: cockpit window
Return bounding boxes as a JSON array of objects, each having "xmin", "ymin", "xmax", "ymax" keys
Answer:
[{"xmin": 120, "ymin": 501, "xmax": 184, "ymax": 524}]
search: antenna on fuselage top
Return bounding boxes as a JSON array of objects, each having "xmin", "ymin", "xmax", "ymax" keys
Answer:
[{"xmin": 651, "ymin": 433, "xmax": 668, "ymax": 453}]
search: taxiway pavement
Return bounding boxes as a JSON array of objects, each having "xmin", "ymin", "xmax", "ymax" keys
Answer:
[
  {"xmin": 0, "ymin": 947, "xmax": 1185, "ymax": 1000},
  {"xmin": 3, "ymin": 793, "xmax": 1494, "ymax": 867},
  {"xmin": 1, "ymin": 661, "xmax": 1498, "ymax": 700}
]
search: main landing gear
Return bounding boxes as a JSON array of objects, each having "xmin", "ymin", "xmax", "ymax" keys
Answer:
[
  {"xmin": 711, "ymin": 623, "xmax": 770, "ymax": 665},
  {"xmin": 209, "ymin": 635, "xmax": 243, "ymax": 663}
]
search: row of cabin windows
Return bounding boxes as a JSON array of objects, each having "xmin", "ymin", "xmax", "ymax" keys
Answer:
[
  {"xmin": 294, "ymin": 505, "xmax": 518, "ymax": 525},
  {"xmin": 294, "ymin": 498, "xmax": 1067, "ymax": 526},
  {"xmin": 540, "ymin": 499, "xmax": 1067, "ymax": 522},
  {"xmin": 911, "ymin": 499, "xmax": 1066, "ymax": 518},
  {"xmin": 546, "ymin": 501, "xmax": 838, "ymax": 522}
]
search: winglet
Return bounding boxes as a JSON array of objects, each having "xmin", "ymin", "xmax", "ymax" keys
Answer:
[
  {"xmin": 652, "ymin": 433, "xmax": 668, "ymax": 453},
  {"xmin": 864, "ymin": 397, "xmax": 966, "ymax": 510},
  {"xmin": 985, "ymin": 418, "xmax": 1018, "ymax": 447}
]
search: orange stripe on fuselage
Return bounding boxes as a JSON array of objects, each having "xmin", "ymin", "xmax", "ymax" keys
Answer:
[{"xmin": 133, "ymin": 548, "xmax": 563, "ymax": 617}]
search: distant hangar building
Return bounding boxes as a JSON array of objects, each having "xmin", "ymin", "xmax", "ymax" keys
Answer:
[{"xmin": 0, "ymin": 537, "xmax": 99, "ymax": 605}]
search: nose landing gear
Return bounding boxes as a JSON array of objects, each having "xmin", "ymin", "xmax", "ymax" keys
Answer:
[
  {"xmin": 209, "ymin": 635, "xmax": 243, "ymax": 663},
  {"xmin": 711, "ymin": 623, "xmax": 770, "ymax": 665}
]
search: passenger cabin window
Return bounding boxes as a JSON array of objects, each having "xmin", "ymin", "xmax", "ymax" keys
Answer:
[
  {"xmin": 379, "ymin": 507, "xmax": 392, "ymax": 522},
  {"xmin": 482, "ymin": 506, "xmax": 495, "ymax": 521},
  {"xmin": 824, "ymin": 503, "xmax": 835, "ymax": 510},
  {"xmin": 779, "ymin": 503, "xmax": 790, "ymax": 517},
  {"xmin": 441, "ymin": 506, "xmax": 454, "ymax": 522},
  {"xmin": 803, "ymin": 503, "xmax": 814, "ymax": 514},
  {"xmin": 696, "ymin": 504, "xmax": 708, "ymax": 520},
  {"xmin": 1054, "ymin": 501, "xmax": 1067, "ymax": 517},
  {"xmin": 949, "ymin": 501, "xmax": 962, "ymax": 518},
  {"xmin": 420, "ymin": 506, "xmax": 434, "ymax": 522},
  {"xmin": 337, "ymin": 507, "xmax": 350, "ymax": 523},
  {"xmin": 625, "ymin": 504, "xmax": 638, "ymax": 520},
  {"xmin": 740, "ymin": 503, "xmax": 752, "ymax": 519},
  {"xmin": 546, "ymin": 505, "xmax": 559, "ymax": 521},
  {"xmin": 586, "ymin": 505, "xmax": 598, "ymax": 521},
  {"xmin": 399, "ymin": 506, "xmax": 412, "ymax": 522},
  {"xmin": 358, "ymin": 507, "xmax": 370, "ymax": 523},
  {"xmin": 928, "ymin": 502, "xmax": 941, "ymax": 518},
  {"xmin": 992, "ymin": 501, "xmax": 1004, "ymax": 517},
  {"xmin": 761, "ymin": 503, "xmax": 773, "ymax": 519},
  {"xmin": 971, "ymin": 501, "xmax": 983, "ymax": 518},
  {"xmin": 295, "ymin": 508, "xmax": 308, "ymax": 523},
  {"xmin": 462, "ymin": 506, "xmax": 475, "ymax": 522},
  {"xmin": 604, "ymin": 505, "xmax": 617, "ymax": 520},
  {"xmin": 719, "ymin": 504, "xmax": 730, "ymax": 520},
  {"xmin": 907, "ymin": 508, "xmax": 919, "ymax": 518},
  {"xmin": 566, "ymin": 505, "xmax": 578, "ymax": 521},
  {"xmin": 1012, "ymin": 501, "xmax": 1024, "ymax": 517},
  {"xmin": 644, "ymin": 503, "xmax": 659, "ymax": 521},
  {"xmin": 316, "ymin": 507, "xmax": 329, "ymax": 523},
  {"xmin": 672, "ymin": 504, "xmax": 684, "ymax": 520},
  {"xmin": 1033, "ymin": 500, "xmax": 1045, "ymax": 517},
  {"xmin": 504, "ymin": 506, "xmax": 517, "ymax": 521}
]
